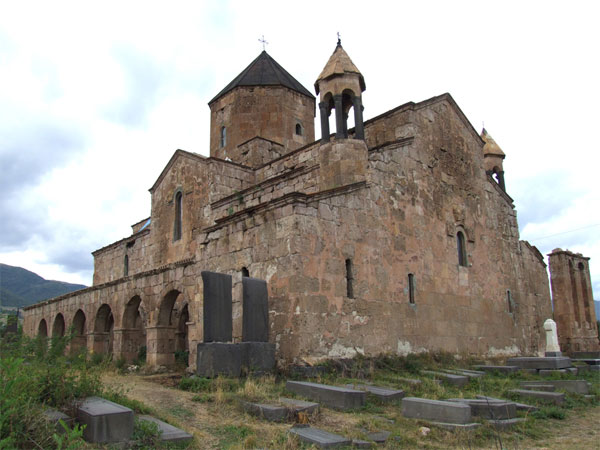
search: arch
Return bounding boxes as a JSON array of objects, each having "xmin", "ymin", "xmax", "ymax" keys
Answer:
[
  {"xmin": 457, "ymin": 231, "xmax": 468, "ymax": 267},
  {"xmin": 176, "ymin": 303, "xmax": 190, "ymax": 352},
  {"xmin": 345, "ymin": 258, "xmax": 354, "ymax": 299},
  {"xmin": 295, "ymin": 123, "xmax": 303, "ymax": 136},
  {"xmin": 174, "ymin": 191, "xmax": 183, "ymax": 241},
  {"xmin": 93, "ymin": 303, "xmax": 114, "ymax": 354},
  {"xmin": 52, "ymin": 313, "xmax": 65, "ymax": 337},
  {"xmin": 158, "ymin": 289, "xmax": 181, "ymax": 327},
  {"xmin": 71, "ymin": 309, "xmax": 87, "ymax": 354},
  {"xmin": 220, "ymin": 126, "xmax": 227, "ymax": 148},
  {"xmin": 38, "ymin": 318, "xmax": 48, "ymax": 337},
  {"xmin": 124, "ymin": 254, "xmax": 129, "ymax": 276},
  {"xmin": 121, "ymin": 295, "xmax": 147, "ymax": 362},
  {"xmin": 507, "ymin": 290, "xmax": 513, "ymax": 313},
  {"xmin": 241, "ymin": 266, "xmax": 249, "ymax": 278},
  {"xmin": 578, "ymin": 262, "xmax": 585, "ymax": 270},
  {"xmin": 408, "ymin": 273, "xmax": 415, "ymax": 304}
]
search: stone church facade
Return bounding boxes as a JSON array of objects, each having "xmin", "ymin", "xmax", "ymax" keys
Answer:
[{"xmin": 24, "ymin": 42, "xmax": 566, "ymax": 369}]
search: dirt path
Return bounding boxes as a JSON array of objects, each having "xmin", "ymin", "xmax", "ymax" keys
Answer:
[{"xmin": 102, "ymin": 372, "xmax": 600, "ymax": 449}]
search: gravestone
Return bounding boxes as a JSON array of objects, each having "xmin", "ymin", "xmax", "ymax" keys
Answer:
[
  {"xmin": 289, "ymin": 426, "xmax": 351, "ymax": 447},
  {"xmin": 286, "ymin": 381, "xmax": 365, "ymax": 410},
  {"xmin": 197, "ymin": 342, "xmax": 242, "ymax": 377},
  {"xmin": 138, "ymin": 416, "xmax": 193, "ymax": 443},
  {"xmin": 401, "ymin": 397, "xmax": 472, "ymax": 424},
  {"xmin": 544, "ymin": 318, "xmax": 562, "ymax": 357},
  {"xmin": 201, "ymin": 271, "xmax": 232, "ymax": 342},
  {"xmin": 242, "ymin": 277, "xmax": 269, "ymax": 342},
  {"xmin": 76, "ymin": 397, "xmax": 134, "ymax": 443}
]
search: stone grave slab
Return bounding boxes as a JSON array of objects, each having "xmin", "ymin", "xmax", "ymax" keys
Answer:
[
  {"xmin": 201, "ymin": 271, "xmax": 232, "ymax": 342},
  {"xmin": 289, "ymin": 426, "xmax": 351, "ymax": 448},
  {"xmin": 279, "ymin": 397, "xmax": 320, "ymax": 415},
  {"xmin": 476, "ymin": 395, "xmax": 538, "ymax": 412},
  {"xmin": 572, "ymin": 358, "xmax": 600, "ymax": 366},
  {"xmin": 488, "ymin": 418, "xmax": 526, "ymax": 430},
  {"xmin": 242, "ymin": 277, "xmax": 269, "ymax": 342},
  {"xmin": 539, "ymin": 369, "xmax": 568, "ymax": 376},
  {"xmin": 430, "ymin": 422, "xmax": 481, "ymax": 430},
  {"xmin": 509, "ymin": 389, "xmax": 565, "ymax": 405},
  {"xmin": 401, "ymin": 397, "xmax": 472, "ymax": 424},
  {"xmin": 43, "ymin": 409, "xmax": 74, "ymax": 433},
  {"xmin": 473, "ymin": 365, "xmax": 520, "ymax": 374},
  {"xmin": 422, "ymin": 370, "xmax": 469, "ymax": 387},
  {"xmin": 285, "ymin": 381, "xmax": 365, "ymax": 410},
  {"xmin": 138, "ymin": 416, "xmax": 193, "ymax": 443},
  {"xmin": 352, "ymin": 439, "xmax": 374, "ymax": 448},
  {"xmin": 441, "ymin": 369, "xmax": 483, "ymax": 379},
  {"xmin": 520, "ymin": 380, "xmax": 590, "ymax": 395},
  {"xmin": 344, "ymin": 383, "xmax": 405, "ymax": 403},
  {"xmin": 241, "ymin": 341, "xmax": 275, "ymax": 372},
  {"xmin": 242, "ymin": 402, "xmax": 288, "ymax": 422},
  {"xmin": 76, "ymin": 396, "xmax": 134, "ymax": 443},
  {"xmin": 518, "ymin": 383, "xmax": 555, "ymax": 392},
  {"xmin": 366, "ymin": 430, "xmax": 390, "ymax": 443},
  {"xmin": 506, "ymin": 356, "xmax": 571, "ymax": 370},
  {"xmin": 197, "ymin": 342, "xmax": 242, "ymax": 377},
  {"xmin": 447, "ymin": 399, "xmax": 516, "ymax": 420}
]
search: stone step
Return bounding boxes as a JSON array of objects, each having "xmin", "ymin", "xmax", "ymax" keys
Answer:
[
  {"xmin": 76, "ymin": 397, "xmax": 134, "ymax": 444},
  {"xmin": 422, "ymin": 370, "xmax": 469, "ymax": 387},
  {"xmin": 487, "ymin": 418, "xmax": 526, "ymax": 430},
  {"xmin": 289, "ymin": 426, "xmax": 351, "ymax": 448},
  {"xmin": 285, "ymin": 381, "xmax": 366, "ymax": 410},
  {"xmin": 476, "ymin": 395, "xmax": 539, "ymax": 412},
  {"xmin": 506, "ymin": 356, "xmax": 572, "ymax": 370},
  {"xmin": 447, "ymin": 398, "xmax": 517, "ymax": 419},
  {"xmin": 509, "ymin": 389, "xmax": 565, "ymax": 405},
  {"xmin": 344, "ymin": 384, "xmax": 405, "ymax": 403},
  {"xmin": 137, "ymin": 416, "xmax": 193, "ymax": 443},
  {"xmin": 401, "ymin": 397, "xmax": 472, "ymax": 424},
  {"xmin": 520, "ymin": 380, "xmax": 590, "ymax": 395},
  {"xmin": 472, "ymin": 365, "xmax": 520, "ymax": 374},
  {"xmin": 518, "ymin": 383, "xmax": 555, "ymax": 392}
]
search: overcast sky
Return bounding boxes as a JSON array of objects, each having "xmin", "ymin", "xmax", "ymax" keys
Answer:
[{"xmin": 1, "ymin": 1, "xmax": 599, "ymax": 302}]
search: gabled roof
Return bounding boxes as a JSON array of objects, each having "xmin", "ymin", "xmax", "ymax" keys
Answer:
[
  {"xmin": 315, "ymin": 43, "xmax": 365, "ymax": 94},
  {"xmin": 149, "ymin": 150, "xmax": 207, "ymax": 193},
  {"xmin": 209, "ymin": 51, "xmax": 314, "ymax": 104}
]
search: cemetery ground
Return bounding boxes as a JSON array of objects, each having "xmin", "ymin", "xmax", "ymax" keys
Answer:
[{"xmin": 1, "ymin": 333, "xmax": 599, "ymax": 449}]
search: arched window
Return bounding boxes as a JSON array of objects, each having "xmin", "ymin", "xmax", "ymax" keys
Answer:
[
  {"xmin": 174, "ymin": 191, "xmax": 182, "ymax": 241},
  {"xmin": 295, "ymin": 123, "xmax": 303, "ymax": 136},
  {"xmin": 124, "ymin": 254, "xmax": 129, "ymax": 276},
  {"xmin": 457, "ymin": 231, "xmax": 467, "ymax": 267},
  {"xmin": 408, "ymin": 273, "xmax": 415, "ymax": 304},
  {"xmin": 507, "ymin": 290, "xmax": 513, "ymax": 313},
  {"xmin": 241, "ymin": 267, "xmax": 249, "ymax": 278},
  {"xmin": 220, "ymin": 126, "xmax": 227, "ymax": 148},
  {"xmin": 345, "ymin": 259, "xmax": 354, "ymax": 298}
]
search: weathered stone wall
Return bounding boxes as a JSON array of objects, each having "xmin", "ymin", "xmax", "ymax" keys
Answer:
[
  {"xmin": 209, "ymin": 86, "xmax": 315, "ymax": 164},
  {"xmin": 549, "ymin": 249, "xmax": 600, "ymax": 352}
]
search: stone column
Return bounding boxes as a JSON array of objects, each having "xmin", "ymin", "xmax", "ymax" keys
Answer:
[
  {"xmin": 319, "ymin": 102, "xmax": 330, "ymax": 143},
  {"xmin": 497, "ymin": 171, "xmax": 506, "ymax": 192},
  {"xmin": 146, "ymin": 326, "xmax": 176, "ymax": 367},
  {"xmin": 112, "ymin": 329, "xmax": 144, "ymax": 363},
  {"xmin": 89, "ymin": 332, "xmax": 110, "ymax": 355},
  {"xmin": 352, "ymin": 96, "xmax": 365, "ymax": 140},
  {"xmin": 333, "ymin": 95, "xmax": 345, "ymax": 139}
]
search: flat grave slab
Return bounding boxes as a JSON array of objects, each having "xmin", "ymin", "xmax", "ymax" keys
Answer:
[
  {"xmin": 352, "ymin": 439, "xmax": 374, "ymax": 448},
  {"xmin": 138, "ymin": 416, "xmax": 193, "ymax": 443},
  {"xmin": 401, "ymin": 397, "xmax": 472, "ymax": 424},
  {"xmin": 509, "ymin": 389, "xmax": 565, "ymax": 405},
  {"xmin": 76, "ymin": 396, "xmax": 134, "ymax": 443},
  {"xmin": 506, "ymin": 356, "xmax": 572, "ymax": 370},
  {"xmin": 447, "ymin": 398, "xmax": 516, "ymax": 419},
  {"xmin": 476, "ymin": 395, "xmax": 538, "ymax": 412},
  {"xmin": 344, "ymin": 383, "xmax": 405, "ymax": 403},
  {"xmin": 520, "ymin": 380, "xmax": 590, "ymax": 395},
  {"xmin": 279, "ymin": 397, "xmax": 320, "ymax": 415},
  {"xmin": 366, "ymin": 430, "xmax": 390, "ymax": 443},
  {"xmin": 289, "ymin": 426, "xmax": 351, "ymax": 448},
  {"xmin": 488, "ymin": 418, "xmax": 526, "ymax": 430},
  {"xmin": 518, "ymin": 383, "xmax": 555, "ymax": 392},
  {"xmin": 539, "ymin": 369, "xmax": 568, "ymax": 376},
  {"xmin": 430, "ymin": 422, "xmax": 481, "ymax": 430},
  {"xmin": 442, "ymin": 368, "xmax": 485, "ymax": 378},
  {"xmin": 286, "ymin": 381, "xmax": 365, "ymax": 410},
  {"xmin": 43, "ymin": 409, "xmax": 73, "ymax": 433},
  {"xmin": 242, "ymin": 402, "xmax": 288, "ymax": 422},
  {"xmin": 422, "ymin": 370, "xmax": 469, "ymax": 387},
  {"xmin": 572, "ymin": 358, "xmax": 600, "ymax": 365},
  {"xmin": 473, "ymin": 365, "xmax": 520, "ymax": 374}
]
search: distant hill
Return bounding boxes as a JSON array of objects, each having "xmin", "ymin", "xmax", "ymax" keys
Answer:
[{"xmin": 0, "ymin": 264, "xmax": 87, "ymax": 308}]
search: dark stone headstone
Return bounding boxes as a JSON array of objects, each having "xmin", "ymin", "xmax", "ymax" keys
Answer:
[
  {"xmin": 197, "ymin": 342, "xmax": 242, "ymax": 377},
  {"xmin": 201, "ymin": 271, "xmax": 232, "ymax": 342},
  {"xmin": 76, "ymin": 397, "xmax": 134, "ymax": 443},
  {"xmin": 242, "ymin": 277, "xmax": 269, "ymax": 342}
]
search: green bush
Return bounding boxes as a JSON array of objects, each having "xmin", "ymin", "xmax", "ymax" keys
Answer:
[{"xmin": 179, "ymin": 376, "xmax": 212, "ymax": 392}]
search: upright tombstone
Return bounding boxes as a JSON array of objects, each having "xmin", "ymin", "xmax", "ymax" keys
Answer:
[
  {"xmin": 544, "ymin": 319, "xmax": 562, "ymax": 357},
  {"xmin": 201, "ymin": 271, "xmax": 232, "ymax": 342},
  {"xmin": 242, "ymin": 277, "xmax": 269, "ymax": 342}
]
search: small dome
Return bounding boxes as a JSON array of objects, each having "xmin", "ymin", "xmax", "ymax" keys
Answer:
[
  {"xmin": 481, "ymin": 128, "xmax": 505, "ymax": 157},
  {"xmin": 315, "ymin": 43, "xmax": 365, "ymax": 95}
]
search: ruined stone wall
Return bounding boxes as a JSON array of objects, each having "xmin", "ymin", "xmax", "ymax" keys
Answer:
[{"xmin": 210, "ymin": 86, "xmax": 315, "ymax": 163}]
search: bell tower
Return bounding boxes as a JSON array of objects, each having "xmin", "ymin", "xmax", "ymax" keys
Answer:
[
  {"xmin": 315, "ymin": 39, "xmax": 366, "ymax": 142},
  {"xmin": 481, "ymin": 128, "xmax": 506, "ymax": 192}
]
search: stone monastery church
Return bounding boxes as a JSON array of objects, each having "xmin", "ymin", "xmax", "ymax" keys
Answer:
[{"xmin": 24, "ymin": 41, "xmax": 599, "ymax": 370}]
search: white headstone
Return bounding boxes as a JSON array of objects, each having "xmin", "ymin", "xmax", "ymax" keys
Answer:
[{"xmin": 543, "ymin": 319, "xmax": 561, "ymax": 354}]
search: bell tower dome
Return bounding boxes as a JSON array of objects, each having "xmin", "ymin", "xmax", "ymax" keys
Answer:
[
  {"xmin": 208, "ymin": 51, "xmax": 315, "ymax": 166},
  {"xmin": 315, "ymin": 39, "xmax": 366, "ymax": 142},
  {"xmin": 481, "ymin": 128, "xmax": 506, "ymax": 192}
]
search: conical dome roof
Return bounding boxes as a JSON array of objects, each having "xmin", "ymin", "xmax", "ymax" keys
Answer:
[
  {"xmin": 315, "ymin": 43, "xmax": 365, "ymax": 95},
  {"xmin": 481, "ymin": 128, "xmax": 505, "ymax": 157},
  {"xmin": 209, "ymin": 51, "xmax": 314, "ymax": 104}
]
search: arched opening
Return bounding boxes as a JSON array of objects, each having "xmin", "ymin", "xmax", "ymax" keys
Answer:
[
  {"xmin": 94, "ymin": 304, "xmax": 114, "ymax": 355},
  {"xmin": 507, "ymin": 290, "xmax": 513, "ymax": 313},
  {"xmin": 241, "ymin": 267, "xmax": 249, "ymax": 278},
  {"xmin": 176, "ymin": 303, "xmax": 189, "ymax": 353},
  {"xmin": 345, "ymin": 258, "xmax": 354, "ymax": 299},
  {"xmin": 174, "ymin": 191, "xmax": 183, "ymax": 241},
  {"xmin": 124, "ymin": 254, "xmax": 129, "ymax": 277},
  {"xmin": 71, "ymin": 309, "xmax": 87, "ymax": 354},
  {"xmin": 220, "ymin": 126, "xmax": 227, "ymax": 148},
  {"xmin": 148, "ymin": 290, "xmax": 182, "ymax": 367},
  {"xmin": 158, "ymin": 290, "xmax": 181, "ymax": 327},
  {"xmin": 122, "ymin": 295, "xmax": 147, "ymax": 363},
  {"xmin": 38, "ymin": 319, "xmax": 48, "ymax": 337},
  {"xmin": 457, "ymin": 231, "xmax": 468, "ymax": 267},
  {"xmin": 295, "ymin": 123, "xmax": 303, "ymax": 136},
  {"xmin": 408, "ymin": 273, "xmax": 415, "ymax": 304},
  {"xmin": 52, "ymin": 313, "xmax": 65, "ymax": 338}
]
